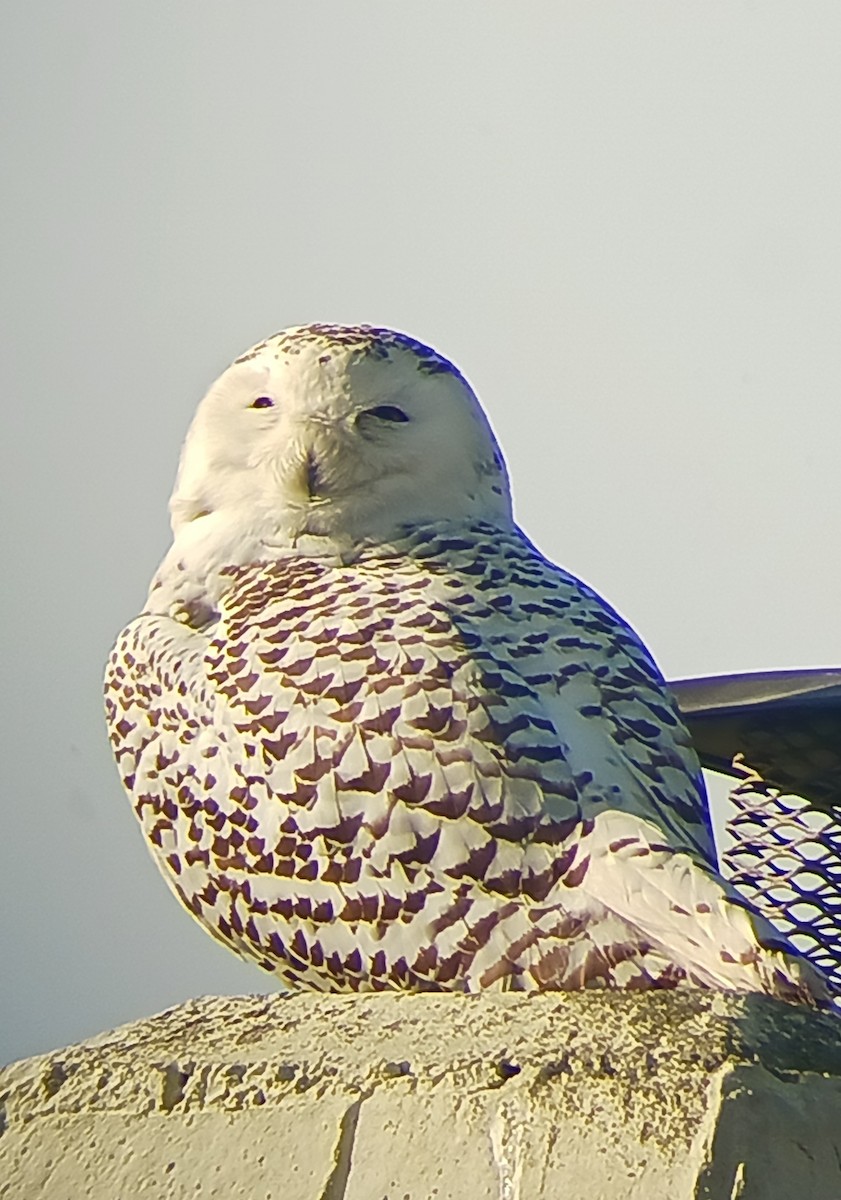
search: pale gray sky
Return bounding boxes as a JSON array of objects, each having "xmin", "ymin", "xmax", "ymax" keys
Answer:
[{"xmin": 3, "ymin": 2, "xmax": 841, "ymax": 1066}]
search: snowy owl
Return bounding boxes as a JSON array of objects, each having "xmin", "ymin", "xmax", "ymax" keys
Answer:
[{"xmin": 105, "ymin": 324, "xmax": 827, "ymax": 1003}]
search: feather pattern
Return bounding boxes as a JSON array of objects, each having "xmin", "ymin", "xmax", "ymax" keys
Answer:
[{"xmin": 105, "ymin": 324, "xmax": 827, "ymax": 1004}]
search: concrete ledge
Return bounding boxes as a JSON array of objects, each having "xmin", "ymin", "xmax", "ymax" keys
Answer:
[{"xmin": 2, "ymin": 991, "xmax": 841, "ymax": 1198}]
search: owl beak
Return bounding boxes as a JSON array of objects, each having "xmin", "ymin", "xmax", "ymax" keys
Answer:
[
  {"xmin": 304, "ymin": 451, "xmax": 323, "ymax": 500},
  {"xmin": 281, "ymin": 447, "xmax": 329, "ymax": 506}
]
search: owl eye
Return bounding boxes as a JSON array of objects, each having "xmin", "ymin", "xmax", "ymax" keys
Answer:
[
  {"xmin": 364, "ymin": 405, "xmax": 409, "ymax": 423},
  {"xmin": 250, "ymin": 396, "xmax": 275, "ymax": 409}
]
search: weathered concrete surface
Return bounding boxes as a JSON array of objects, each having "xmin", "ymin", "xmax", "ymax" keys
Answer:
[{"xmin": 2, "ymin": 991, "xmax": 841, "ymax": 1199}]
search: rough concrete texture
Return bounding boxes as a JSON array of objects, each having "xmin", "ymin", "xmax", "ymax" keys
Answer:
[{"xmin": 2, "ymin": 991, "xmax": 841, "ymax": 1199}]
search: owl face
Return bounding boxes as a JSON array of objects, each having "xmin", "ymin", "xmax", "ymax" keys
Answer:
[{"xmin": 168, "ymin": 326, "xmax": 512, "ymax": 544}]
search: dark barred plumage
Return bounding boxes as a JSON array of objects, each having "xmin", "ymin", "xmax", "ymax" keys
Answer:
[{"xmin": 105, "ymin": 325, "xmax": 829, "ymax": 1005}]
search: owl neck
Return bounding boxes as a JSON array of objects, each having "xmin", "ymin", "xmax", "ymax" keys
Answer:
[{"xmin": 144, "ymin": 508, "xmax": 519, "ymax": 620}]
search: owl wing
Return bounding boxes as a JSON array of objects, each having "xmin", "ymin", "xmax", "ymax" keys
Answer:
[{"xmin": 104, "ymin": 549, "xmax": 822, "ymax": 999}]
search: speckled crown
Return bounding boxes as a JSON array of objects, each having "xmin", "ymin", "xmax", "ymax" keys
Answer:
[{"xmin": 233, "ymin": 323, "xmax": 465, "ymax": 381}]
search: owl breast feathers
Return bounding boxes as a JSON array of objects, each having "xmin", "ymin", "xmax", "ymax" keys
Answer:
[{"xmin": 105, "ymin": 324, "xmax": 828, "ymax": 1006}]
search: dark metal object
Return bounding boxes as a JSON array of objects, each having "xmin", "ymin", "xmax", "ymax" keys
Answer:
[
  {"xmin": 669, "ymin": 668, "xmax": 841, "ymax": 989},
  {"xmin": 670, "ymin": 669, "xmax": 841, "ymax": 811}
]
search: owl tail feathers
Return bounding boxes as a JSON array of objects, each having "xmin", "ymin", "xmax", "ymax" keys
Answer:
[
  {"xmin": 575, "ymin": 830, "xmax": 833, "ymax": 1008},
  {"xmin": 741, "ymin": 916, "xmax": 833, "ymax": 1008}
]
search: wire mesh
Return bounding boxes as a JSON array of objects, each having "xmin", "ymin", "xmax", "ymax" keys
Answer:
[{"xmin": 723, "ymin": 755, "xmax": 841, "ymax": 991}]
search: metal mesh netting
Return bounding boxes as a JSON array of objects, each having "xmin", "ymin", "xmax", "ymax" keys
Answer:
[{"xmin": 723, "ymin": 756, "xmax": 841, "ymax": 991}]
